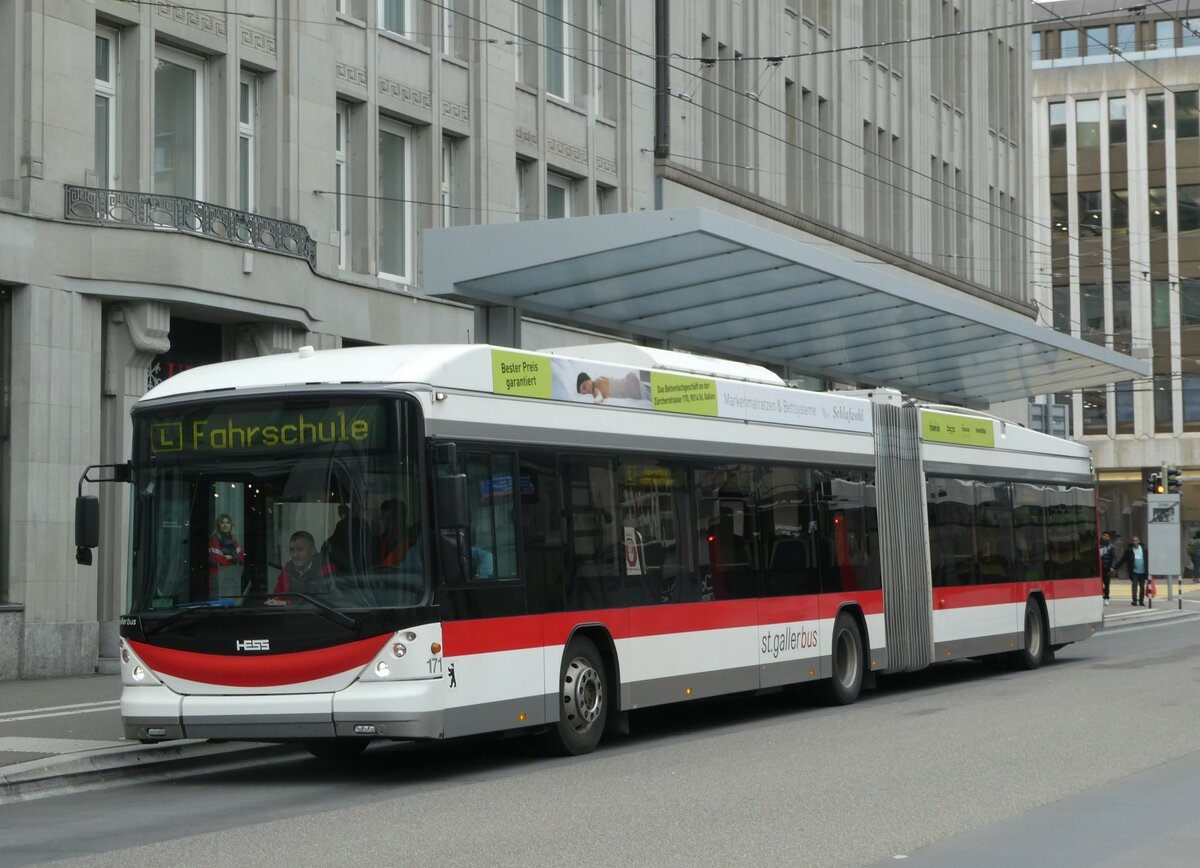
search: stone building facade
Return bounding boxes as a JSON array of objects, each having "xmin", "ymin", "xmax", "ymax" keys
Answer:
[{"xmin": 1030, "ymin": 0, "xmax": 1200, "ymax": 543}]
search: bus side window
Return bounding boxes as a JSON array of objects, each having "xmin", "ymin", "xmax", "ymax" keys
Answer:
[{"xmin": 462, "ymin": 451, "xmax": 518, "ymax": 581}]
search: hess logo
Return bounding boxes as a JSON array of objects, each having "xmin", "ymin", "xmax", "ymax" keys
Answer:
[{"xmin": 236, "ymin": 639, "xmax": 270, "ymax": 652}]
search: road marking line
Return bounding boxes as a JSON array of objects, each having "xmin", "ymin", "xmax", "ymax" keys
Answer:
[
  {"xmin": 0, "ymin": 700, "xmax": 120, "ymax": 716},
  {"xmin": 0, "ymin": 736, "xmax": 124, "ymax": 754},
  {"xmin": 0, "ymin": 703, "xmax": 121, "ymax": 724}
]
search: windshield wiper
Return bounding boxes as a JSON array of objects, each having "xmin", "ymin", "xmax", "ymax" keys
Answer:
[
  {"xmin": 142, "ymin": 600, "xmax": 237, "ymax": 636},
  {"xmin": 265, "ymin": 593, "xmax": 361, "ymax": 630}
]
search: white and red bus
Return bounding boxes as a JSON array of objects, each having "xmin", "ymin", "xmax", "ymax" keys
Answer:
[{"xmin": 77, "ymin": 343, "xmax": 1101, "ymax": 758}]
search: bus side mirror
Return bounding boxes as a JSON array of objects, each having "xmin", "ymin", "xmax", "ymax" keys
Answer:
[
  {"xmin": 75, "ymin": 495, "xmax": 99, "ymax": 565},
  {"xmin": 435, "ymin": 474, "xmax": 470, "ymax": 583},
  {"xmin": 436, "ymin": 474, "xmax": 469, "ymax": 529}
]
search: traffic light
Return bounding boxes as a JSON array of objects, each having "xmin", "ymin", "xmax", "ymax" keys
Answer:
[
  {"xmin": 1148, "ymin": 472, "xmax": 1163, "ymax": 494},
  {"xmin": 1167, "ymin": 467, "xmax": 1183, "ymax": 493}
]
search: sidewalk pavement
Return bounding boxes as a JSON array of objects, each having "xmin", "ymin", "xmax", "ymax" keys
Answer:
[
  {"xmin": 0, "ymin": 675, "xmax": 293, "ymax": 804},
  {"xmin": 4, "ymin": 586, "xmax": 1200, "ymax": 803}
]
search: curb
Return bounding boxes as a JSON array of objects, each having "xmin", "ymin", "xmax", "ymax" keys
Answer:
[
  {"xmin": 1101, "ymin": 605, "xmax": 1200, "ymax": 631},
  {"xmin": 0, "ymin": 740, "xmax": 299, "ymax": 805}
]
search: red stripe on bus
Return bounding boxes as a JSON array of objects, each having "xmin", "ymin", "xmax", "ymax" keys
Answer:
[
  {"xmin": 441, "ymin": 591, "xmax": 886, "ymax": 657},
  {"xmin": 933, "ymin": 578, "xmax": 1102, "ymax": 609},
  {"xmin": 128, "ymin": 634, "xmax": 391, "ymax": 687}
]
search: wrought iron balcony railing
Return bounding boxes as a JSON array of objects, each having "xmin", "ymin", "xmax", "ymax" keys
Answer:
[{"xmin": 64, "ymin": 185, "xmax": 317, "ymax": 271}]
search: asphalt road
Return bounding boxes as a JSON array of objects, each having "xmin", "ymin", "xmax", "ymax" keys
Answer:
[{"xmin": 3, "ymin": 617, "xmax": 1200, "ymax": 867}]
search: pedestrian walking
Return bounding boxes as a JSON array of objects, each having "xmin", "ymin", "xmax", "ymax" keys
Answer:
[
  {"xmin": 1114, "ymin": 535, "xmax": 1149, "ymax": 606},
  {"xmin": 1189, "ymin": 530, "xmax": 1200, "ymax": 582},
  {"xmin": 1099, "ymin": 530, "xmax": 1116, "ymax": 605}
]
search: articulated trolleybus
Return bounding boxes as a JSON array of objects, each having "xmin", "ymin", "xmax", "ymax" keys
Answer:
[{"xmin": 76, "ymin": 343, "xmax": 1101, "ymax": 758}]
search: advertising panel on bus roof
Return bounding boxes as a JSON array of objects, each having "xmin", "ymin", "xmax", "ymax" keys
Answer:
[{"xmin": 489, "ymin": 349, "xmax": 872, "ymax": 435}]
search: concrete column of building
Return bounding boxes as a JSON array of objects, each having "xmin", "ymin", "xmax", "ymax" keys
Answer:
[
  {"xmin": 9, "ymin": 286, "xmax": 104, "ymax": 677},
  {"xmin": 473, "ymin": 305, "xmax": 522, "ymax": 347},
  {"xmin": 97, "ymin": 302, "xmax": 170, "ymax": 663}
]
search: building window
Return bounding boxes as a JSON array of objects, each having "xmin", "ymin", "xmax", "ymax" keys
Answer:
[
  {"xmin": 1076, "ymin": 99, "xmax": 1100, "ymax": 148},
  {"xmin": 1116, "ymin": 381, "xmax": 1134, "ymax": 433},
  {"xmin": 1180, "ymin": 184, "xmax": 1200, "ymax": 233},
  {"xmin": 95, "ymin": 27, "xmax": 118, "ymax": 188},
  {"xmin": 1031, "ymin": 31, "xmax": 1042, "ymax": 61},
  {"xmin": 1149, "ymin": 186, "xmax": 1169, "ymax": 235},
  {"xmin": 1108, "ymin": 96, "xmax": 1126, "ymax": 145},
  {"xmin": 1050, "ymin": 193, "xmax": 1069, "ymax": 238},
  {"xmin": 1111, "ymin": 189, "xmax": 1129, "ymax": 234},
  {"xmin": 1116, "ymin": 23, "xmax": 1136, "ymax": 51},
  {"xmin": 441, "ymin": 136, "xmax": 458, "ymax": 227},
  {"xmin": 1078, "ymin": 190, "xmax": 1103, "ymax": 236},
  {"xmin": 1080, "ymin": 283, "xmax": 1104, "ymax": 343},
  {"xmin": 381, "ymin": 0, "xmax": 409, "ymax": 36},
  {"xmin": 1185, "ymin": 19, "xmax": 1200, "ymax": 48},
  {"xmin": 1049, "ymin": 101, "xmax": 1067, "ymax": 148},
  {"xmin": 335, "ymin": 101, "xmax": 349, "ymax": 270},
  {"xmin": 1060, "ymin": 28, "xmax": 1080, "ymax": 59},
  {"xmin": 1082, "ymin": 387, "xmax": 1106, "ymax": 433},
  {"xmin": 1147, "ymin": 93, "xmax": 1166, "ymax": 141},
  {"xmin": 238, "ymin": 71, "xmax": 256, "ymax": 212},
  {"xmin": 1155, "ymin": 374, "xmax": 1173, "ymax": 432},
  {"xmin": 594, "ymin": 0, "xmax": 617, "ymax": 118},
  {"xmin": 442, "ymin": 0, "xmax": 464, "ymax": 58},
  {"xmin": 597, "ymin": 183, "xmax": 617, "ymax": 215},
  {"xmin": 378, "ymin": 117, "xmax": 411, "ymax": 281},
  {"xmin": 1155, "ymin": 19, "xmax": 1174, "ymax": 50},
  {"xmin": 545, "ymin": 0, "xmax": 570, "ymax": 99},
  {"xmin": 1177, "ymin": 91, "xmax": 1199, "ymax": 139},
  {"xmin": 516, "ymin": 158, "xmax": 535, "ymax": 220},
  {"xmin": 153, "ymin": 45, "xmax": 205, "ymax": 199},
  {"xmin": 1052, "ymin": 284, "xmax": 1070, "ymax": 333},
  {"xmin": 1084, "ymin": 26, "xmax": 1108, "ymax": 56},
  {"xmin": 546, "ymin": 172, "xmax": 572, "ymax": 218}
]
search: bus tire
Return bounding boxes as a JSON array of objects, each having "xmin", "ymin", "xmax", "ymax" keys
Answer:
[
  {"xmin": 302, "ymin": 737, "xmax": 370, "ymax": 761},
  {"xmin": 1012, "ymin": 599, "xmax": 1047, "ymax": 671},
  {"xmin": 542, "ymin": 635, "xmax": 608, "ymax": 756},
  {"xmin": 827, "ymin": 612, "xmax": 864, "ymax": 706}
]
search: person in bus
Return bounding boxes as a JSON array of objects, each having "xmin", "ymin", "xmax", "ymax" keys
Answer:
[
  {"xmin": 1098, "ymin": 530, "xmax": 1116, "ymax": 606},
  {"xmin": 268, "ymin": 531, "xmax": 335, "ymax": 601},
  {"xmin": 207, "ymin": 514, "xmax": 246, "ymax": 596},
  {"xmin": 322, "ymin": 503, "xmax": 370, "ymax": 574},
  {"xmin": 1114, "ymin": 534, "xmax": 1149, "ymax": 606},
  {"xmin": 377, "ymin": 499, "xmax": 414, "ymax": 567}
]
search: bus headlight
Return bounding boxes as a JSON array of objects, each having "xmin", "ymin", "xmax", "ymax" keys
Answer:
[
  {"xmin": 391, "ymin": 643, "xmax": 407, "ymax": 658},
  {"xmin": 375, "ymin": 661, "xmax": 391, "ymax": 677},
  {"xmin": 132, "ymin": 665, "xmax": 146, "ymax": 682}
]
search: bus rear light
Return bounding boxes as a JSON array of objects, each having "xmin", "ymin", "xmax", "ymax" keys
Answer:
[
  {"xmin": 392, "ymin": 643, "xmax": 407, "ymax": 658},
  {"xmin": 375, "ymin": 661, "xmax": 391, "ymax": 677},
  {"xmin": 132, "ymin": 665, "xmax": 146, "ymax": 682},
  {"xmin": 431, "ymin": 642, "xmax": 442, "ymax": 654}
]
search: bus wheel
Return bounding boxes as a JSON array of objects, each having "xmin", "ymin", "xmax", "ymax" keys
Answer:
[
  {"xmin": 302, "ymin": 738, "xmax": 370, "ymax": 761},
  {"xmin": 827, "ymin": 613, "xmax": 864, "ymax": 706},
  {"xmin": 543, "ymin": 635, "xmax": 608, "ymax": 756},
  {"xmin": 1013, "ymin": 600, "xmax": 1046, "ymax": 671}
]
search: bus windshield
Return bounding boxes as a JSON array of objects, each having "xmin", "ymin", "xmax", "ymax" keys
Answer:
[{"xmin": 129, "ymin": 395, "xmax": 422, "ymax": 613}]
